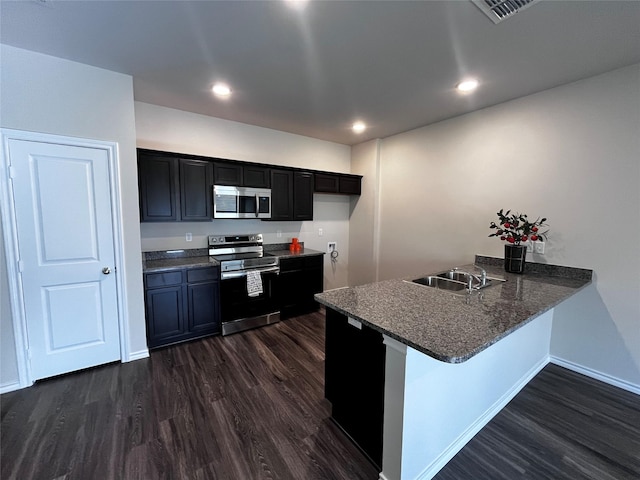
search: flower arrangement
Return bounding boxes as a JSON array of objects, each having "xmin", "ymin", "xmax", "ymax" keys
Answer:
[{"xmin": 489, "ymin": 209, "xmax": 548, "ymax": 246}]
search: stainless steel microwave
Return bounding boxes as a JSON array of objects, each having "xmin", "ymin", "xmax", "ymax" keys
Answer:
[{"xmin": 213, "ymin": 185, "xmax": 272, "ymax": 219}]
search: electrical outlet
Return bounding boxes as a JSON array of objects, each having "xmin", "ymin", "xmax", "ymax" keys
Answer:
[
  {"xmin": 524, "ymin": 240, "xmax": 533, "ymax": 252},
  {"xmin": 328, "ymin": 241, "xmax": 337, "ymax": 254},
  {"xmin": 318, "ymin": 228, "xmax": 324, "ymax": 237},
  {"xmin": 276, "ymin": 230, "xmax": 282, "ymax": 238},
  {"xmin": 534, "ymin": 240, "xmax": 546, "ymax": 254},
  {"xmin": 186, "ymin": 232, "xmax": 192, "ymax": 242}
]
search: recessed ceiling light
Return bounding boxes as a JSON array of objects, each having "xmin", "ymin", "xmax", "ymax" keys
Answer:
[
  {"xmin": 352, "ymin": 121, "xmax": 366, "ymax": 133},
  {"xmin": 284, "ymin": 0, "xmax": 308, "ymax": 10},
  {"xmin": 212, "ymin": 83, "xmax": 232, "ymax": 97},
  {"xmin": 456, "ymin": 79, "xmax": 479, "ymax": 92}
]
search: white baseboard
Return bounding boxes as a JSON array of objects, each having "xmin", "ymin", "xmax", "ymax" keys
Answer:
[
  {"xmin": 550, "ymin": 356, "xmax": 640, "ymax": 396},
  {"xmin": 415, "ymin": 356, "xmax": 549, "ymax": 480},
  {"xmin": 1, "ymin": 380, "xmax": 24, "ymax": 394},
  {"xmin": 126, "ymin": 349, "xmax": 150, "ymax": 362}
]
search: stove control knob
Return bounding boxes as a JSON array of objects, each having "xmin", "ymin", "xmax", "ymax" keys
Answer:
[{"xmin": 211, "ymin": 238, "xmax": 217, "ymax": 243}]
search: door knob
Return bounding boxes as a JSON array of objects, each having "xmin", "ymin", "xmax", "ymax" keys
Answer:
[{"xmin": 102, "ymin": 267, "xmax": 111, "ymax": 275}]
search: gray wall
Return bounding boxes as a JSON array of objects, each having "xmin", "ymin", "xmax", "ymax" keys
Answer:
[
  {"xmin": 0, "ymin": 45, "xmax": 148, "ymax": 388},
  {"xmin": 350, "ymin": 64, "xmax": 640, "ymax": 387}
]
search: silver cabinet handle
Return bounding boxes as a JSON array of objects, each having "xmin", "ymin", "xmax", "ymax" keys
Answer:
[{"xmin": 102, "ymin": 267, "xmax": 111, "ymax": 275}]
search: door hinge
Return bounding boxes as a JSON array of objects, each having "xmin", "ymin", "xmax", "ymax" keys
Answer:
[
  {"xmin": 17, "ymin": 259, "xmax": 24, "ymax": 273},
  {"xmin": 8, "ymin": 165, "xmax": 17, "ymax": 179}
]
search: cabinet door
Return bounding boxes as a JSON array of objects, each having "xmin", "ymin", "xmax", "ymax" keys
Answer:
[
  {"xmin": 243, "ymin": 165, "xmax": 271, "ymax": 188},
  {"xmin": 339, "ymin": 175, "xmax": 362, "ymax": 195},
  {"xmin": 279, "ymin": 255, "xmax": 323, "ymax": 317},
  {"xmin": 324, "ymin": 308, "xmax": 385, "ymax": 469},
  {"xmin": 187, "ymin": 281, "xmax": 221, "ymax": 335},
  {"xmin": 314, "ymin": 173, "xmax": 339, "ymax": 193},
  {"xmin": 214, "ymin": 162, "xmax": 243, "ymax": 185},
  {"xmin": 180, "ymin": 159, "xmax": 213, "ymax": 221},
  {"xmin": 146, "ymin": 285, "xmax": 186, "ymax": 348},
  {"xmin": 293, "ymin": 171, "xmax": 314, "ymax": 220},
  {"xmin": 138, "ymin": 154, "xmax": 179, "ymax": 221},
  {"xmin": 269, "ymin": 169, "xmax": 293, "ymax": 220}
]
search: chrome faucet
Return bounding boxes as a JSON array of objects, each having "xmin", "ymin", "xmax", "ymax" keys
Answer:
[
  {"xmin": 452, "ymin": 266, "xmax": 487, "ymax": 290},
  {"xmin": 473, "ymin": 265, "xmax": 487, "ymax": 287}
]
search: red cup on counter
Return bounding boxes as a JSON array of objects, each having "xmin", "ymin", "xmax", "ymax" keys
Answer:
[{"xmin": 290, "ymin": 237, "xmax": 301, "ymax": 252}]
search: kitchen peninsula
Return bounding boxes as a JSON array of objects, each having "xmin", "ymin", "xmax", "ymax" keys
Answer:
[{"xmin": 315, "ymin": 256, "xmax": 592, "ymax": 480}]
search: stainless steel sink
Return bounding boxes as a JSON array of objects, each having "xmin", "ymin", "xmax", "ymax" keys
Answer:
[
  {"xmin": 410, "ymin": 268, "xmax": 506, "ymax": 293},
  {"xmin": 437, "ymin": 271, "xmax": 475, "ymax": 283},
  {"xmin": 411, "ymin": 276, "xmax": 468, "ymax": 292}
]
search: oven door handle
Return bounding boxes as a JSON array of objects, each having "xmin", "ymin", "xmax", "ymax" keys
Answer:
[{"xmin": 221, "ymin": 266, "xmax": 280, "ymax": 280}]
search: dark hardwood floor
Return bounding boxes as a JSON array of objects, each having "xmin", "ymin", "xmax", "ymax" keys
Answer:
[
  {"xmin": 1, "ymin": 311, "xmax": 377, "ymax": 480},
  {"xmin": 2, "ymin": 311, "xmax": 639, "ymax": 480},
  {"xmin": 435, "ymin": 363, "xmax": 640, "ymax": 480}
]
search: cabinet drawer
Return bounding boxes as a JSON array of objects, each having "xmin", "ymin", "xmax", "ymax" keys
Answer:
[
  {"xmin": 145, "ymin": 271, "xmax": 183, "ymax": 288},
  {"xmin": 186, "ymin": 267, "xmax": 219, "ymax": 283},
  {"xmin": 280, "ymin": 254, "xmax": 323, "ymax": 272}
]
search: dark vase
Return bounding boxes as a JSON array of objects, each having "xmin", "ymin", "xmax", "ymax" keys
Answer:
[{"xmin": 504, "ymin": 244, "xmax": 527, "ymax": 274}]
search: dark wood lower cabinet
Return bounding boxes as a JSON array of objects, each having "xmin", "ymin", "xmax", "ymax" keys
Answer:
[
  {"xmin": 324, "ymin": 308, "xmax": 386, "ymax": 470},
  {"xmin": 145, "ymin": 267, "xmax": 221, "ymax": 348},
  {"xmin": 278, "ymin": 254, "xmax": 323, "ymax": 318}
]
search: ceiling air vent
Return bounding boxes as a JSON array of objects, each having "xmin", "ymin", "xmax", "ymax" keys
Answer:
[{"xmin": 471, "ymin": 0, "xmax": 540, "ymax": 24}]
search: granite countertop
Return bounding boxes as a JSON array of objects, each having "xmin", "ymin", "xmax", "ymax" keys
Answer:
[
  {"xmin": 314, "ymin": 256, "xmax": 592, "ymax": 364},
  {"xmin": 265, "ymin": 248, "xmax": 325, "ymax": 259},
  {"xmin": 142, "ymin": 245, "xmax": 324, "ymax": 272},
  {"xmin": 143, "ymin": 255, "xmax": 220, "ymax": 273}
]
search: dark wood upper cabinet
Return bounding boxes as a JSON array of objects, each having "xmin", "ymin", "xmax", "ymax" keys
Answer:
[
  {"xmin": 213, "ymin": 162, "xmax": 242, "ymax": 186},
  {"xmin": 270, "ymin": 170, "xmax": 314, "ymax": 221},
  {"xmin": 138, "ymin": 154, "xmax": 179, "ymax": 222},
  {"xmin": 179, "ymin": 159, "xmax": 213, "ymax": 221},
  {"xmin": 243, "ymin": 165, "xmax": 271, "ymax": 188},
  {"xmin": 339, "ymin": 175, "xmax": 362, "ymax": 195},
  {"xmin": 314, "ymin": 172, "xmax": 362, "ymax": 195},
  {"xmin": 138, "ymin": 152, "xmax": 212, "ymax": 222},
  {"xmin": 138, "ymin": 148, "xmax": 360, "ymax": 224},
  {"xmin": 269, "ymin": 169, "xmax": 294, "ymax": 221},
  {"xmin": 314, "ymin": 173, "xmax": 340, "ymax": 193},
  {"xmin": 214, "ymin": 161, "xmax": 270, "ymax": 188},
  {"xmin": 293, "ymin": 171, "xmax": 314, "ymax": 221}
]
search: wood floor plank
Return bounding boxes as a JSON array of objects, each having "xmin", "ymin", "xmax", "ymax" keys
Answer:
[
  {"xmin": 2, "ymin": 312, "xmax": 637, "ymax": 480},
  {"xmin": 434, "ymin": 363, "xmax": 640, "ymax": 480}
]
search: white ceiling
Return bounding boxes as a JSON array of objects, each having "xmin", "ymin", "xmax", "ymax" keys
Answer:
[{"xmin": 2, "ymin": 0, "xmax": 639, "ymax": 145}]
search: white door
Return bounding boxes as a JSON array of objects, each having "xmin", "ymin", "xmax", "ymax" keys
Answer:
[{"xmin": 7, "ymin": 139, "xmax": 121, "ymax": 380}]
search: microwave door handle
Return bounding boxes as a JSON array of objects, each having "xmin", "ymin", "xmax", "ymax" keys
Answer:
[{"xmin": 255, "ymin": 193, "xmax": 259, "ymax": 218}]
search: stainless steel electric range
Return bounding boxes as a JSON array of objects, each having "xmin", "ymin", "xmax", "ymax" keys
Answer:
[{"xmin": 208, "ymin": 234, "xmax": 280, "ymax": 335}]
